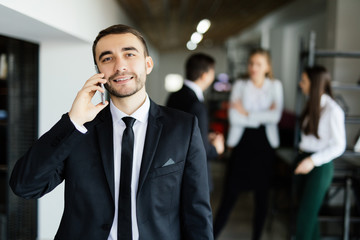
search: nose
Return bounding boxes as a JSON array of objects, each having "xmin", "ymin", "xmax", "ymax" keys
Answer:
[{"xmin": 114, "ymin": 58, "xmax": 127, "ymax": 72}]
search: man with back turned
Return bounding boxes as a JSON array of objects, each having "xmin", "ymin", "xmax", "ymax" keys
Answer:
[{"xmin": 166, "ymin": 53, "xmax": 224, "ymax": 191}]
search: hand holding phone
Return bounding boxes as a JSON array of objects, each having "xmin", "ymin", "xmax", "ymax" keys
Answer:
[{"xmin": 69, "ymin": 73, "xmax": 108, "ymax": 126}]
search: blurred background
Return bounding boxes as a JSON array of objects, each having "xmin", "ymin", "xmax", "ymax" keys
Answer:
[{"xmin": 0, "ymin": 0, "xmax": 359, "ymax": 239}]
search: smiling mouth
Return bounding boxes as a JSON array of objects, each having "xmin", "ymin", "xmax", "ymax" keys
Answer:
[{"xmin": 112, "ymin": 76, "xmax": 134, "ymax": 82}]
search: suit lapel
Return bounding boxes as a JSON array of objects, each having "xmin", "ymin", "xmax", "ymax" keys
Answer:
[
  {"xmin": 137, "ymin": 101, "xmax": 163, "ymax": 193},
  {"xmin": 93, "ymin": 107, "xmax": 115, "ymax": 201}
]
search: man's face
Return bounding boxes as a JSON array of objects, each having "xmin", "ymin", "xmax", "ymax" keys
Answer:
[
  {"xmin": 95, "ymin": 33, "xmax": 153, "ymax": 98},
  {"xmin": 204, "ymin": 68, "xmax": 215, "ymax": 89}
]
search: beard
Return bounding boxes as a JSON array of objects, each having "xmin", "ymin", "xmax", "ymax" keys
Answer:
[{"xmin": 104, "ymin": 72, "xmax": 145, "ymax": 98}]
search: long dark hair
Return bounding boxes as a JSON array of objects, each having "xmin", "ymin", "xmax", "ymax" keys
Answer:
[{"xmin": 300, "ymin": 65, "xmax": 333, "ymax": 138}]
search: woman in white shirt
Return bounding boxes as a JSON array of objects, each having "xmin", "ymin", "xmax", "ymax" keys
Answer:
[
  {"xmin": 294, "ymin": 65, "xmax": 346, "ymax": 240},
  {"xmin": 213, "ymin": 48, "xmax": 283, "ymax": 240}
]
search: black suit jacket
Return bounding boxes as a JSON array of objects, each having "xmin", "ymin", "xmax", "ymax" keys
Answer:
[
  {"xmin": 10, "ymin": 100, "xmax": 213, "ymax": 240},
  {"xmin": 166, "ymin": 85, "xmax": 217, "ymax": 160}
]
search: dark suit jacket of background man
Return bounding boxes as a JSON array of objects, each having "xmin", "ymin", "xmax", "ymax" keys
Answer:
[
  {"xmin": 166, "ymin": 85, "xmax": 218, "ymax": 190},
  {"xmin": 10, "ymin": 100, "xmax": 213, "ymax": 240}
]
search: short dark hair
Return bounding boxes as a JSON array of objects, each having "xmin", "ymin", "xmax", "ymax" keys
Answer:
[
  {"xmin": 92, "ymin": 24, "xmax": 149, "ymax": 65},
  {"xmin": 185, "ymin": 53, "xmax": 215, "ymax": 81}
]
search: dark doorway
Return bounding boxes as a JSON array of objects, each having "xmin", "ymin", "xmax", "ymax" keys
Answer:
[{"xmin": 0, "ymin": 34, "xmax": 39, "ymax": 240}]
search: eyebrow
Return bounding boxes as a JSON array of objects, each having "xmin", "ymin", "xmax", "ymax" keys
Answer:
[
  {"xmin": 98, "ymin": 51, "xmax": 112, "ymax": 61},
  {"xmin": 98, "ymin": 47, "xmax": 140, "ymax": 61},
  {"xmin": 123, "ymin": 46, "xmax": 139, "ymax": 52}
]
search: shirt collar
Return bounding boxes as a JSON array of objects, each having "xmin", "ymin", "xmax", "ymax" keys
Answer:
[
  {"xmin": 248, "ymin": 77, "xmax": 270, "ymax": 89},
  {"xmin": 184, "ymin": 79, "xmax": 204, "ymax": 102},
  {"xmin": 110, "ymin": 94, "xmax": 150, "ymax": 125}
]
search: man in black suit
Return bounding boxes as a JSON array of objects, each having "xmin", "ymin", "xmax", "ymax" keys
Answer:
[
  {"xmin": 166, "ymin": 53, "xmax": 224, "ymax": 191},
  {"xmin": 10, "ymin": 25, "xmax": 213, "ymax": 240}
]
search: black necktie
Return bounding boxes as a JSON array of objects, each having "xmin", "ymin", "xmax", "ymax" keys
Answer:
[{"xmin": 118, "ymin": 117, "xmax": 136, "ymax": 240}]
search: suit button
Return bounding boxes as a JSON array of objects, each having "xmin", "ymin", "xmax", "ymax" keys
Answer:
[{"xmin": 101, "ymin": 224, "xmax": 111, "ymax": 231}]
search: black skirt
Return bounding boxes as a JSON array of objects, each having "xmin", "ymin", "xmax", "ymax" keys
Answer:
[{"xmin": 225, "ymin": 126, "xmax": 275, "ymax": 191}]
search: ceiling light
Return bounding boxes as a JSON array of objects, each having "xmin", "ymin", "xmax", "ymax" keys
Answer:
[
  {"xmin": 190, "ymin": 32, "xmax": 203, "ymax": 44},
  {"xmin": 197, "ymin": 19, "xmax": 211, "ymax": 34},
  {"xmin": 186, "ymin": 41, "xmax": 197, "ymax": 51},
  {"xmin": 165, "ymin": 74, "xmax": 184, "ymax": 92}
]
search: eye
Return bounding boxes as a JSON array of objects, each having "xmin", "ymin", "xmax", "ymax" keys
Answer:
[
  {"xmin": 126, "ymin": 52, "xmax": 135, "ymax": 57},
  {"xmin": 101, "ymin": 56, "xmax": 112, "ymax": 63}
]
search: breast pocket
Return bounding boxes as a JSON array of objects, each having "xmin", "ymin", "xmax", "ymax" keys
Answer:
[
  {"xmin": 148, "ymin": 160, "xmax": 185, "ymax": 179},
  {"xmin": 138, "ymin": 160, "xmax": 186, "ymax": 222}
]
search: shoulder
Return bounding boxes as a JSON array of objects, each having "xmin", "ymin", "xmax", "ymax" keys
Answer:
[
  {"xmin": 167, "ymin": 86, "xmax": 197, "ymax": 103},
  {"xmin": 231, "ymin": 79, "xmax": 248, "ymax": 94},
  {"xmin": 232, "ymin": 79, "xmax": 248, "ymax": 87},
  {"xmin": 329, "ymin": 97, "xmax": 344, "ymax": 114},
  {"xmin": 323, "ymin": 95, "xmax": 345, "ymax": 118},
  {"xmin": 269, "ymin": 78, "xmax": 283, "ymax": 88},
  {"xmin": 156, "ymin": 105, "xmax": 201, "ymax": 136},
  {"xmin": 153, "ymin": 101, "xmax": 195, "ymax": 123},
  {"xmin": 166, "ymin": 89, "xmax": 199, "ymax": 114}
]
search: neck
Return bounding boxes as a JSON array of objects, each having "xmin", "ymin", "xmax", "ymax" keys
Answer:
[
  {"xmin": 193, "ymin": 79, "xmax": 206, "ymax": 92},
  {"xmin": 251, "ymin": 76, "xmax": 265, "ymax": 88},
  {"xmin": 110, "ymin": 88, "xmax": 147, "ymax": 115}
]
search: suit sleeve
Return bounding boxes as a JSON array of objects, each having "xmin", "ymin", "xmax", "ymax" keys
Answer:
[
  {"xmin": 190, "ymin": 103, "xmax": 217, "ymax": 160},
  {"xmin": 9, "ymin": 113, "xmax": 83, "ymax": 199},
  {"xmin": 181, "ymin": 116, "xmax": 214, "ymax": 240}
]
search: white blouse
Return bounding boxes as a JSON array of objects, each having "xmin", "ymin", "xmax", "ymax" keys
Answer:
[
  {"xmin": 227, "ymin": 78, "xmax": 283, "ymax": 148},
  {"xmin": 299, "ymin": 94, "xmax": 346, "ymax": 166}
]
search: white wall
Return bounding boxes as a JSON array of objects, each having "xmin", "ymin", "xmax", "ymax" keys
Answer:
[
  {"xmin": 0, "ymin": 0, "xmax": 131, "ymax": 42},
  {"xmin": 156, "ymin": 46, "xmax": 228, "ymax": 105},
  {"xmin": 271, "ymin": 13, "xmax": 327, "ymax": 112},
  {"xmin": 0, "ymin": 1, "xmax": 155, "ymax": 239}
]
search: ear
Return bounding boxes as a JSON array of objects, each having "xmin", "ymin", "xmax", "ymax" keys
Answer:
[
  {"xmin": 146, "ymin": 56, "xmax": 154, "ymax": 75},
  {"xmin": 199, "ymin": 72, "xmax": 207, "ymax": 81}
]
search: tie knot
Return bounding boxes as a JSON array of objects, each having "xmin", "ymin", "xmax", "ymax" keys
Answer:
[{"xmin": 122, "ymin": 117, "xmax": 136, "ymax": 128}]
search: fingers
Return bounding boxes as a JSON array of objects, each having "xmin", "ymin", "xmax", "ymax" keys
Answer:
[
  {"xmin": 69, "ymin": 74, "xmax": 108, "ymax": 126},
  {"xmin": 76, "ymin": 74, "xmax": 107, "ymax": 101},
  {"xmin": 95, "ymin": 101, "xmax": 109, "ymax": 109},
  {"xmin": 82, "ymin": 73, "xmax": 107, "ymax": 91},
  {"xmin": 294, "ymin": 165, "xmax": 302, "ymax": 175},
  {"xmin": 270, "ymin": 102, "xmax": 276, "ymax": 110}
]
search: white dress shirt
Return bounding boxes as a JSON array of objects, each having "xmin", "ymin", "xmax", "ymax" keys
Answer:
[
  {"xmin": 107, "ymin": 95, "xmax": 149, "ymax": 240},
  {"xmin": 299, "ymin": 94, "xmax": 346, "ymax": 166},
  {"xmin": 71, "ymin": 96, "xmax": 149, "ymax": 240},
  {"xmin": 184, "ymin": 79, "xmax": 204, "ymax": 102},
  {"xmin": 226, "ymin": 78, "xmax": 283, "ymax": 148}
]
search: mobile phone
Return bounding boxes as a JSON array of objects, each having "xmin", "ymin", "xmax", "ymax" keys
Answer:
[
  {"xmin": 95, "ymin": 65, "xmax": 106, "ymax": 105},
  {"xmin": 100, "ymin": 83, "xmax": 105, "ymax": 105}
]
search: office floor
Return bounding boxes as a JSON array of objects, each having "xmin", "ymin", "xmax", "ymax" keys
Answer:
[
  {"xmin": 209, "ymin": 160, "xmax": 290, "ymax": 240},
  {"xmin": 209, "ymin": 158, "xmax": 353, "ymax": 240}
]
